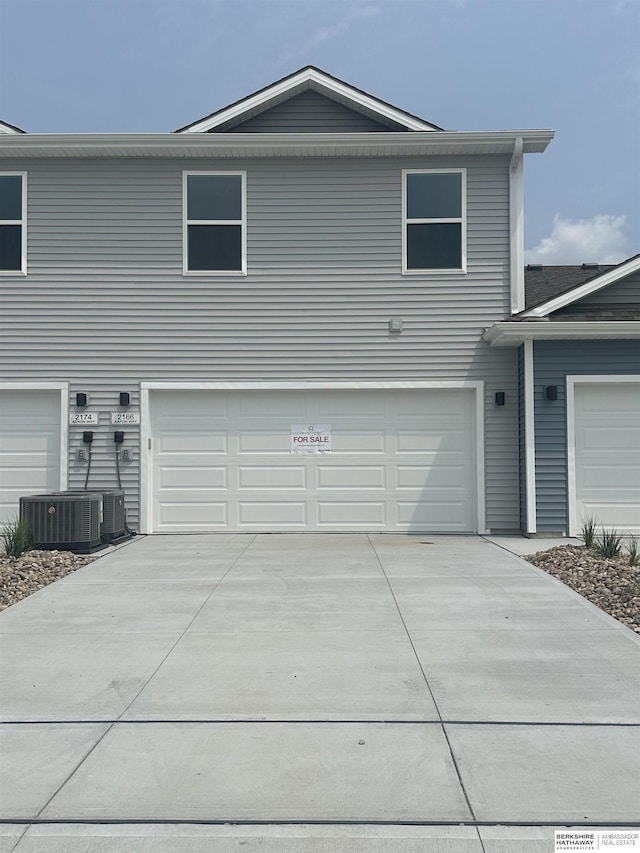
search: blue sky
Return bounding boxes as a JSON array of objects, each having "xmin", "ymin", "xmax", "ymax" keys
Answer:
[{"xmin": 1, "ymin": 0, "xmax": 638, "ymax": 262}]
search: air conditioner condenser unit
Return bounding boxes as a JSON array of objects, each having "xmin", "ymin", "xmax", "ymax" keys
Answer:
[
  {"xmin": 19, "ymin": 492, "xmax": 103, "ymax": 554},
  {"xmin": 65, "ymin": 488, "xmax": 130, "ymax": 544}
]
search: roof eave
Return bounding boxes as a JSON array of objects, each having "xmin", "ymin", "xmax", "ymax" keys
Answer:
[
  {"xmin": 0, "ymin": 130, "xmax": 555, "ymax": 158},
  {"xmin": 483, "ymin": 320, "xmax": 640, "ymax": 347}
]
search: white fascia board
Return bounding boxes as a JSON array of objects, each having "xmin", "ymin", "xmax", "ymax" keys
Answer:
[
  {"xmin": 521, "ymin": 255, "xmax": 640, "ymax": 318},
  {"xmin": 483, "ymin": 320, "xmax": 640, "ymax": 346},
  {"xmin": 180, "ymin": 68, "xmax": 438, "ymax": 133},
  {"xmin": 0, "ymin": 121, "xmax": 23, "ymax": 134},
  {"xmin": 0, "ymin": 130, "xmax": 555, "ymax": 159}
]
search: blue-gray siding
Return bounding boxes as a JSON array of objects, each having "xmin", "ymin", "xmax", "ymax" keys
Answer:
[
  {"xmin": 533, "ymin": 340, "xmax": 640, "ymax": 532},
  {"xmin": 0, "ymin": 154, "xmax": 518, "ymax": 530},
  {"xmin": 219, "ymin": 90, "xmax": 405, "ymax": 133},
  {"xmin": 571, "ymin": 270, "xmax": 640, "ymax": 306}
]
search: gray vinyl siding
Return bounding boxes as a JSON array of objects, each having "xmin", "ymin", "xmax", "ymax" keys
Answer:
[
  {"xmin": 518, "ymin": 345, "xmax": 526, "ymax": 531},
  {"xmin": 533, "ymin": 340, "xmax": 640, "ymax": 533},
  {"xmin": 220, "ymin": 90, "xmax": 404, "ymax": 132},
  {"xmin": 0, "ymin": 154, "xmax": 517, "ymax": 531},
  {"xmin": 569, "ymin": 270, "xmax": 640, "ymax": 306}
]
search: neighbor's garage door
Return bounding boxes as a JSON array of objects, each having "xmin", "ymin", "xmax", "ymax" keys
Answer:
[
  {"xmin": 150, "ymin": 389, "xmax": 476, "ymax": 533},
  {"xmin": 573, "ymin": 380, "xmax": 640, "ymax": 535},
  {"xmin": 0, "ymin": 390, "xmax": 62, "ymax": 524}
]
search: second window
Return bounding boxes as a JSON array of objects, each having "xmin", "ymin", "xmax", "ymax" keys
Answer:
[
  {"xmin": 184, "ymin": 172, "xmax": 246, "ymax": 274},
  {"xmin": 403, "ymin": 170, "xmax": 466, "ymax": 272}
]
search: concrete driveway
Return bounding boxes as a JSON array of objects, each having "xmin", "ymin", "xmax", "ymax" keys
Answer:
[{"xmin": 1, "ymin": 534, "xmax": 639, "ymax": 852}]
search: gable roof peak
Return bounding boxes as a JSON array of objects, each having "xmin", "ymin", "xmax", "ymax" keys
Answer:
[{"xmin": 176, "ymin": 66, "xmax": 443, "ymax": 134}]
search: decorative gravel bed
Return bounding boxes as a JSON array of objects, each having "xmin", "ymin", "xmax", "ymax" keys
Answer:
[
  {"xmin": 0, "ymin": 550, "xmax": 95, "ymax": 611},
  {"xmin": 1, "ymin": 544, "xmax": 639, "ymax": 634},
  {"xmin": 526, "ymin": 544, "xmax": 640, "ymax": 634}
]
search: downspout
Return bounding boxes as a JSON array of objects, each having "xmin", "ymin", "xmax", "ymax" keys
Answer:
[{"xmin": 509, "ymin": 137, "xmax": 524, "ymax": 315}]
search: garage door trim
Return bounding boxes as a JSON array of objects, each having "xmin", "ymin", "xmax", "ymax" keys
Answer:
[
  {"xmin": 0, "ymin": 381, "xmax": 69, "ymax": 500},
  {"xmin": 140, "ymin": 381, "xmax": 486, "ymax": 535},
  {"xmin": 566, "ymin": 374, "xmax": 640, "ymax": 537}
]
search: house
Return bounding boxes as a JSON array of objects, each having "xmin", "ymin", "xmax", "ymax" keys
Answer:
[{"xmin": 0, "ymin": 67, "xmax": 637, "ymax": 536}]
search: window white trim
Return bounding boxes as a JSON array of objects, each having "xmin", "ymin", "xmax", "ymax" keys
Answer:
[
  {"xmin": 182, "ymin": 171, "xmax": 247, "ymax": 276},
  {"xmin": 139, "ymin": 380, "xmax": 486, "ymax": 535},
  {"xmin": 0, "ymin": 171, "xmax": 27, "ymax": 275},
  {"xmin": 566, "ymin": 374, "xmax": 640, "ymax": 537},
  {"xmin": 401, "ymin": 169, "xmax": 467, "ymax": 274},
  {"xmin": 0, "ymin": 381, "xmax": 69, "ymax": 491}
]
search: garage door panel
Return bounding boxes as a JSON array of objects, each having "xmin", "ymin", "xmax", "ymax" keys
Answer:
[
  {"xmin": 580, "ymin": 465, "xmax": 640, "ymax": 490},
  {"xmin": 397, "ymin": 500, "xmax": 469, "ymax": 527},
  {"xmin": 577, "ymin": 385, "xmax": 639, "ymax": 415},
  {"xmin": 159, "ymin": 502, "xmax": 228, "ymax": 527},
  {"xmin": 239, "ymin": 396, "xmax": 302, "ymax": 417},
  {"xmin": 396, "ymin": 430, "xmax": 467, "ymax": 454},
  {"xmin": 393, "ymin": 391, "xmax": 470, "ymax": 416},
  {"xmin": 0, "ymin": 466, "xmax": 54, "ymax": 488},
  {"xmin": 238, "ymin": 466, "xmax": 307, "ymax": 489},
  {"xmin": 317, "ymin": 501, "xmax": 386, "ymax": 526},
  {"xmin": 582, "ymin": 426, "xmax": 640, "ymax": 452},
  {"xmin": 332, "ymin": 432, "xmax": 385, "ymax": 454},
  {"xmin": 317, "ymin": 466, "xmax": 386, "ymax": 489},
  {"xmin": 158, "ymin": 466, "xmax": 227, "ymax": 489},
  {"xmin": 151, "ymin": 389, "xmax": 477, "ymax": 533},
  {"xmin": 238, "ymin": 432, "xmax": 289, "ymax": 454},
  {"xmin": 396, "ymin": 465, "xmax": 468, "ymax": 489},
  {"xmin": 316, "ymin": 394, "xmax": 383, "ymax": 417},
  {"xmin": 0, "ymin": 434, "xmax": 60, "ymax": 454},
  {"xmin": 578, "ymin": 502, "xmax": 640, "ymax": 531},
  {"xmin": 159, "ymin": 432, "xmax": 227, "ymax": 454},
  {"xmin": 154, "ymin": 392, "xmax": 228, "ymax": 419},
  {"xmin": 238, "ymin": 502, "xmax": 307, "ymax": 525}
]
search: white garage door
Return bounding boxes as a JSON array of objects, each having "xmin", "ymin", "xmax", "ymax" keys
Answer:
[
  {"xmin": 149, "ymin": 388, "xmax": 477, "ymax": 533},
  {"xmin": 0, "ymin": 390, "xmax": 62, "ymax": 524},
  {"xmin": 573, "ymin": 380, "xmax": 640, "ymax": 535}
]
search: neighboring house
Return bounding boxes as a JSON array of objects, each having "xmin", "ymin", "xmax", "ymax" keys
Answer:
[
  {"xmin": 0, "ymin": 67, "xmax": 637, "ymax": 535},
  {"xmin": 484, "ymin": 255, "xmax": 640, "ymax": 536}
]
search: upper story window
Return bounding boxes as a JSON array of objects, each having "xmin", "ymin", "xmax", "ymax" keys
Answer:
[
  {"xmin": 0, "ymin": 172, "xmax": 26, "ymax": 274},
  {"xmin": 183, "ymin": 172, "xmax": 246, "ymax": 274},
  {"xmin": 402, "ymin": 169, "xmax": 466, "ymax": 273}
]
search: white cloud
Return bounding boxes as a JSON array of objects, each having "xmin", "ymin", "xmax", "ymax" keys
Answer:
[
  {"xmin": 525, "ymin": 214, "xmax": 630, "ymax": 265},
  {"xmin": 276, "ymin": 3, "xmax": 382, "ymax": 67}
]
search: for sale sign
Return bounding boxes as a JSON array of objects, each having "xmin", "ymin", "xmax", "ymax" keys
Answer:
[{"xmin": 290, "ymin": 424, "xmax": 331, "ymax": 454}]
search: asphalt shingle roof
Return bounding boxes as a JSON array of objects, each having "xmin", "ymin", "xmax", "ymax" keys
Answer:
[{"xmin": 524, "ymin": 264, "xmax": 616, "ymax": 310}]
